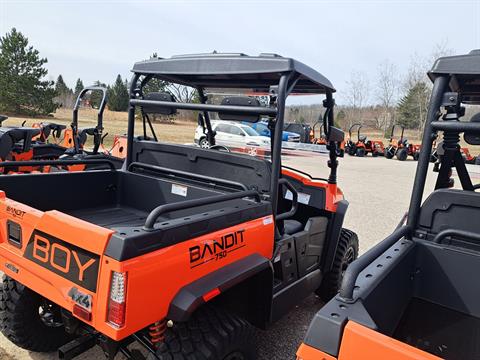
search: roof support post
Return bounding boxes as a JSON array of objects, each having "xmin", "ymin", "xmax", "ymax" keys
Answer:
[
  {"xmin": 270, "ymin": 73, "xmax": 293, "ymax": 219},
  {"xmin": 407, "ymin": 75, "xmax": 449, "ymax": 228}
]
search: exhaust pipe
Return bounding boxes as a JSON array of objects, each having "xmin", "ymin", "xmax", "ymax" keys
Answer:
[{"xmin": 58, "ymin": 333, "xmax": 96, "ymax": 360}]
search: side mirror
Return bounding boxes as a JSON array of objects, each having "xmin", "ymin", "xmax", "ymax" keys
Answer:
[
  {"xmin": 240, "ymin": 132, "xmax": 246, "ymax": 136},
  {"xmin": 327, "ymin": 126, "xmax": 344, "ymax": 143}
]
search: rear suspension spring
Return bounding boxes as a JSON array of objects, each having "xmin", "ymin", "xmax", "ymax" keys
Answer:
[{"xmin": 149, "ymin": 319, "xmax": 167, "ymax": 347}]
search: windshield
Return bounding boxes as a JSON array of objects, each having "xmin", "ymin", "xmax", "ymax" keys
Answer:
[
  {"xmin": 241, "ymin": 126, "xmax": 259, "ymax": 136},
  {"xmin": 255, "ymin": 123, "xmax": 269, "ymax": 133}
]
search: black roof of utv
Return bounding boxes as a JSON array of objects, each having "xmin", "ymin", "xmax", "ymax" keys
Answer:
[
  {"xmin": 428, "ymin": 49, "xmax": 480, "ymax": 104},
  {"xmin": 131, "ymin": 52, "xmax": 335, "ymax": 94}
]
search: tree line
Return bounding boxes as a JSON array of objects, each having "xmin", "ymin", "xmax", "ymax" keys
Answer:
[
  {"xmin": 288, "ymin": 42, "xmax": 456, "ymax": 134},
  {"xmin": 0, "ymin": 26, "xmax": 464, "ymax": 132},
  {"xmin": 0, "ymin": 28, "xmax": 131, "ymax": 115}
]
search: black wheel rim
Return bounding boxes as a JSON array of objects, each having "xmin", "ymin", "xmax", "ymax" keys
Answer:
[
  {"xmin": 38, "ymin": 300, "xmax": 63, "ymax": 328},
  {"xmin": 341, "ymin": 246, "xmax": 356, "ymax": 278},
  {"xmin": 224, "ymin": 351, "xmax": 246, "ymax": 360}
]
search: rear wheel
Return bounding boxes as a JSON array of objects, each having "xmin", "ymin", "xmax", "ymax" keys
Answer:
[
  {"xmin": 316, "ymin": 229, "xmax": 359, "ymax": 302},
  {"xmin": 151, "ymin": 306, "xmax": 256, "ymax": 360},
  {"xmin": 385, "ymin": 147, "xmax": 395, "ymax": 159},
  {"xmin": 355, "ymin": 147, "xmax": 365, "ymax": 157},
  {"xmin": 396, "ymin": 148, "xmax": 408, "ymax": 161},
  {"xmin": 0, "ymin": 276, "xmax": 70, "ymax": 352}
]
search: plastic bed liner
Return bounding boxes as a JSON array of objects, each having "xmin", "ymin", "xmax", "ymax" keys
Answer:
[
  {"xmin": 67, "ymin": 206, "xmax": 149, "ymax": 228},
  {"xmin": 394, "ymin": 297, "xmax": 480, "ymax": 359}
]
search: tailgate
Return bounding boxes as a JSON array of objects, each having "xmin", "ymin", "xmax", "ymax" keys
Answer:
[{"xmin": 0, "ymin": 193, "xmax": 114, "ymax": 325}]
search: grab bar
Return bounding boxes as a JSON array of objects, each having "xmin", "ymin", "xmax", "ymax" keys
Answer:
[
  {"xmin": 0, "ymin": 159, "xmax": 117, "ymax": 171},
  {"xmin": 339, "ymin": 225, "xmax": 411, "ymax": 301},
  {"xmin": 433, "ymin": 229, "xmax": 480, "ymax": 244},
  {"xmin": 143, "ymin": 189, "xmax": 261, "ymax": 231}
]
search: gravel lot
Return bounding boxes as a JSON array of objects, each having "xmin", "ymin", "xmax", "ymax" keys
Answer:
[{"xmin": 0, "ymin": 154, "xmax": 464, "ymax": 360}]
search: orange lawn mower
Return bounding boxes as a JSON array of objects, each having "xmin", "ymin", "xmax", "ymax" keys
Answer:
[
  {"xmin": 384, "ymin": 124, "xmax": 421, "ymax": 161},
  {"xmin": 311, "ymin": 113, "xmax": 345, "ymax": 156},
  {"xmin": 345, "ymin": 123, "xmax": 384, "ymax": 157},
  {"xmin": 0, "ymin": 87, "xmax": 124, "ymax": 173}
]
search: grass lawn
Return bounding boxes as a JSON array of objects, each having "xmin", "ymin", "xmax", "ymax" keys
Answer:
[{"xmin": 4, "ymin": 108, "xmax": 197, "ymax": 148}]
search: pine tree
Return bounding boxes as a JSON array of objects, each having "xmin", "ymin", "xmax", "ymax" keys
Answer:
[
  {"xmin": 89, "ymin": 80, "xmax": 107, "ymax": 109},
  {"xmin": 55, "ymin": 75, "xmax": 71, "ymax": 95},
  {"xmin": 0, "ymin": 28, "xmax": 57, "ymax": 115},
  {"xmin": 397, "ymin": 81, "xmax": 430, "ymax": 129},
  {"xmin": 55, "ymin": 74, "xmax": 74, "ymax": 108},
  {"xmin": 107, "ymin": 75, "xmax": 129, "ymax": 111},
  {"xmin": 74, "ymin": 78, "xmax": 84, "ymax": 99}
]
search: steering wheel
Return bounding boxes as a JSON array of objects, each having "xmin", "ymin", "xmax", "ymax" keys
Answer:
[{"xmin": 209, "ymin": 145, "xmax": 231, "ymax": 152}]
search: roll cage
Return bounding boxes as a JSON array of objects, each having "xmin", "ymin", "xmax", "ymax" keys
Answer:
[
  {"xmin": 125, "ymin": 53, "xmax": 342, "ymax": 222},
  {"xmin": 339, "ymin": 49, "xmax": 480, "ymax": 301}
]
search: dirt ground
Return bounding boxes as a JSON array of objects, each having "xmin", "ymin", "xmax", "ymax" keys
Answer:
[{"xmin": 1, "ymin": 151, "xmax": 468, "ymax": 360}]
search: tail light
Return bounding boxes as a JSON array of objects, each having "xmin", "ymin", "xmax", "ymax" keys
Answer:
[{"xmin": 107, "ymin": 271, "xmax": 127, "ymax": 328}]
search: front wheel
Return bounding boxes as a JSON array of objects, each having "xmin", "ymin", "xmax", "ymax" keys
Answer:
[
  {"xmin": 316, "ymin": 229, "xmax": 359, "ymax": 302},
  {"xmin": 396, "ymin": 148, "xmax": 408, "ymax": 161},
  {"xmin": 152, "ymin": 306, "xmax": 256, "ymax": 360},
  {"xmin": 199, "ymin": 137, "xmax": 210, "ymax": 148},
  {"xmin": 0, "ymin": 276, "xmax": 70, "ymax": 352}
]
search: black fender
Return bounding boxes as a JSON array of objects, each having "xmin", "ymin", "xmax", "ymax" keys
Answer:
[
  {"xmin": 167, "ymin": 253, "xmax": 273, "ymax": 325},
  {"xmin": 323, "ymin": 200, "xmax": 349, "ymax": 273}
]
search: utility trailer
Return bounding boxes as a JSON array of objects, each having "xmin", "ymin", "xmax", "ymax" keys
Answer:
[
  {"xmin": 0, "ymin": 53, "xmax": 358, "ymax": 359},
  {"xmin": 298, "ymin": 49, "xmax": 480, "ymax": 360}
]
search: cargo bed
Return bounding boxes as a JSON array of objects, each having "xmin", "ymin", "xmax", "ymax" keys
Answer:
[{"xmin": 0, "ymin": 169, "xmax": 268, "ymax": 234}]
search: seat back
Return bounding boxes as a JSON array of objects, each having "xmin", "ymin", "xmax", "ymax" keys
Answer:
[
  {"xmin": 418, "ymin": 189, "xmax": 480, "ymax": 242},
  {"xmin": 130, "ymin": 140, "xmax": 272, "ymax": 194}
]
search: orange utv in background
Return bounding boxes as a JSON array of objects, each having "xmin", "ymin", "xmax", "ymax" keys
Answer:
[
  {"xmin": 298, "ymin": 49, "xmax": 480, "ymax": 360},
  {"xmin": 0, "ymin": 53, "xmax": 358, "ymax": 359}
]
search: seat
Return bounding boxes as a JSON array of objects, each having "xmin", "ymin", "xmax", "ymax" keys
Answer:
[
  {"xmin": 7, "ymin": 128, "xmax": 41, "ymax": 143},
  {"xmin": 284, "ymin": 219, "xmax": 304, "ymax": 235}
]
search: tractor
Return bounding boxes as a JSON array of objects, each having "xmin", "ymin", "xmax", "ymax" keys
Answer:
[
  {"xmin": 385, "ymin": 124, "xmax": 421, "ymax": 161},
  {"xmin": 345, "ymin": 123, "xmax": 384, "ymax": 157}
]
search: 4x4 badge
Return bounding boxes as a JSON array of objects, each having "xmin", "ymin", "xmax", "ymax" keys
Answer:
[{"xmin": 68, "ymin": 287, "xmax": 92, "ymax": 311}]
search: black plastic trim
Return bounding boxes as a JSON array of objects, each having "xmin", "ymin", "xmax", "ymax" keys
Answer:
[
  {"xmin": 323, "ymin": 200, "xmax": 348, "ymax": 272},
  {"xmin": 167, "ymin": 254, "xmax": 271, "ymax": 321},
  {"xmin": 104, "ymin": 202, "xmax": 272, "ymax": 261}
]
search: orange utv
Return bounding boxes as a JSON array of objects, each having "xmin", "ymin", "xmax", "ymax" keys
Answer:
[
  {"xmin": 298, "ymin": 49, "xmax": 480, "ymax": 360},
  {"xmin": 0, "ymin": 53, "xmax": 358, "ymax": 359}
]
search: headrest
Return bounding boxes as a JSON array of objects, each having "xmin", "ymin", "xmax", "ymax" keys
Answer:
[
  {"xmin": 464, "ymin": 112, "xmax": 480, "ymax": 145},
  {"xmin": 142, "ymin": 92, "xmax": 177, "ymax": 115},
  {"xmin": 218, "ymin": 96, "xmax": 261, "ymax": 123}
]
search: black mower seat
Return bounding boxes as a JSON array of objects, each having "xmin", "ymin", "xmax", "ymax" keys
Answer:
[
  {"xmin": 0, "ymin": 127, "xmax": 41, "ymax": 159},
  {"xmin": 3, "ymin": 127, "xmax": 41, "ymax": 143},
  {"xmin": 41, "ymin": 123, "xmax": 67, "ymax": 139},
  {"xmin": 284, "ymin": 219, "xmax": 303, "ymax": 235}
]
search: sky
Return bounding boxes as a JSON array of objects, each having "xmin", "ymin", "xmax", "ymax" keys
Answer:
[{"xmin": 1, "ymin": 0, "xmax": 479, "ymax": 105}]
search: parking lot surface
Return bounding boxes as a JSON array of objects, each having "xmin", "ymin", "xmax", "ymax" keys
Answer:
[{"xmin": 0, "ymin": 155, "xmax": 452, "ymax": 359}]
